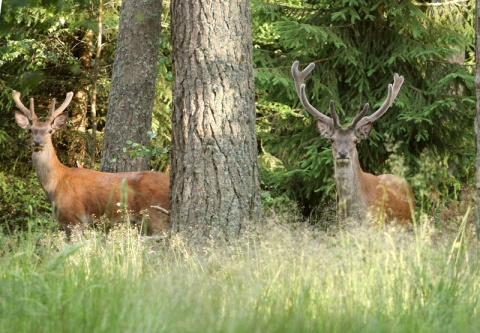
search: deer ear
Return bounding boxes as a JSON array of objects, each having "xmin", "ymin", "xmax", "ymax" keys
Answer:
[
  {"xmin": 316, "ymin": 120, "xmax": 334, "ymax": 139},
  {"xmin": 51, "ymin": 112, "xmax": 69, "ymax": 131},
  {"xmin": 355, "ymin": 122, "xmax": 373, "ymax": 140},
  {"xmin": 15, "ymin": 112, "xmax": 31, "ymax": 130}
]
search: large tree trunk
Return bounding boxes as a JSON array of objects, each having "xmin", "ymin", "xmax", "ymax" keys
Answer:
[
  {"xmin": 475, "ymin": 0, "xmax": 480, "ymax": 240},
  {"xmin": 100, "ymin": 0, "xmax": 162, "ymax": 172},
  {"xmin": 170, "ymin": 0, "xmax": 262, "ymax": 240}
]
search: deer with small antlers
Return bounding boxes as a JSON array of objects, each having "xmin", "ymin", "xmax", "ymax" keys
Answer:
[
  {"xmin": 291, "ymin": 61, "xmax": 415, "ymax": 224},
  {"xmin": 13, "ymin": 90, "xmax": 170, "ymax": 236}
]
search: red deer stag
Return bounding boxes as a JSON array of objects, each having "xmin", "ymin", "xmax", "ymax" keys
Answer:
[
  {"xmin": 13, "ymin": 91, "xmax": 170, "ymax": 236},
  {"xmin": 291, "ymin": 62, "xmax": 415, "ymax": 224}
]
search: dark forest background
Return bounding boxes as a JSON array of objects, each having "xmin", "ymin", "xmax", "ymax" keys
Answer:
[{"xmin": 0, "ymin": 0, "xmax": 475, "ymax": 230}]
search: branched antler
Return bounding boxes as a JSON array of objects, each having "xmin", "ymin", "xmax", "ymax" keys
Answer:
[
  {"xmin": 12, "ymin": 90, "xmax": 37, "ymax": 123},
  {"xmin": 291, "ymin": 61, "xmax": 334, "ymax": 127},
  {"xmin": 12, "ymin": 90, "xmax": 74, "ymax": 123},
  {"xmin": 355, "ymin": 73, "xmax": 404, "ymax": 128}
]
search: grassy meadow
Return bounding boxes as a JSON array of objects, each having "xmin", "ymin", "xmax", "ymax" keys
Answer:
[{"xmin": 0, "ymin": 212, "xmax": 479, "ymax": 333}]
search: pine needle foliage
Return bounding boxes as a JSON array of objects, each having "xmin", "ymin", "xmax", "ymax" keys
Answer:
[{"xmin": 252, "ymin": 0, "xmax": 475, "ymax": 218}]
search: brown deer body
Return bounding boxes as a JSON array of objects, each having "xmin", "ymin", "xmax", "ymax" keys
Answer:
[
  {"xmin": 291, "ymin": 62, "xmax": 415, "ymax": 224},
  {"xmin": 13, "ymin": 91, "xmax": 170, "ymax": 236}
]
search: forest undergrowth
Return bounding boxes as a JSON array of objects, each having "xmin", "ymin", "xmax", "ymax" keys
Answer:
[{"xmin": 0, "ymin": 205, "xmax": 479, "ymax": 333}]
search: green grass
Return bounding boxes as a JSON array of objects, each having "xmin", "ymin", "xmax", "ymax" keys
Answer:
[{"xmin": 0, "ymin": 214, "xmax": 479, "ymax": 333}]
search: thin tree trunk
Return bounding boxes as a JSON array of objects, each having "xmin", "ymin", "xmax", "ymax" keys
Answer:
[
  {"xmin": 170, "ymin": 0, "xmax": 262, "ymax": 241},
  {"xmin": 90, "ymin": 0, "xmax": 102, "ymax": 168},
  {"xmin": 475, "ymin": 0, "xmax": 480, "ymax": 240},
  {"xmin": 71, "ymin": 29, "xmax": 93, "ymax": 168},
  {"xmin": 100, "ymin": 0, "xmax": 162, "ymax": 172}
]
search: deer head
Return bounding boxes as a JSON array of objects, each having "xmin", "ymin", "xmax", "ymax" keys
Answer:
[
  {"xmin": 291, "ymin": 61, "xmax": 404, "ymax": 168},
  {"xmin": 13, "ymin": 90, "xmax": 73, "ymax": 152}
]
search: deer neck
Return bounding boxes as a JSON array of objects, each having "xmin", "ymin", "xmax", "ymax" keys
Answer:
[
  {"xmin": 334, "ymin": 152, "xmax": 368, "ymax": 222},
  {"xmin": 32, "ymin": 140, "xmax": 67, "ymax": 198}
]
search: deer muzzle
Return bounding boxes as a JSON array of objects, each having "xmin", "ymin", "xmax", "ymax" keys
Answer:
[
  {"xmin": 336, "ymin": 149, "xmax": 350, "ymax": 164},
  {"xmin": 336, "ymin": 158, "xmax": 350, "ymax": 165},
  {"xmin": 32, "ymin": 140, "xmax": 44, "ymax": 151}
]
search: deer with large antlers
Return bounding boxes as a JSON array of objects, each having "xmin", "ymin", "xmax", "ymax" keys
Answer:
[
  {"xmin": 291, "ymin": 61, "xmax": 415, "ymax": 224},
  {"xmin": 13, "ymin": 91, "xmax": 170, "ymax": 236}
]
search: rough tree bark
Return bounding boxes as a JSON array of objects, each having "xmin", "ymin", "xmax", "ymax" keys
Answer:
[
  {"xmin": 475, "ymin": 0, "xmax": 480, "ymax": 240},
  {"xmin": 170, "ymin": 0, "xmax": 262, "ymax": 240},
  {"xmin": 100, "ymin": 0, "xmax": 162, "ymax": 172}
]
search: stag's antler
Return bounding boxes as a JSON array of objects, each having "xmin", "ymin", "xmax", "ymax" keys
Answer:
[
  {"xmin": 12, "ymin": 90, "xmax": 74, "ymax": 123},
  {"xmin": 291, "ymin": 61, "xmax": 335, "ymax": 127},
  {"xmin": 12, "ymin": 90, "xmax": 37, "ymax": 123},
  {"xmin": 291, "ymin": 62, "xmax": 404, "ymax": 129},
  {"xmin": 347, "ymin": 104, "xmax": 370, "ymax": 129},
  {"xmin": 354, "ymin": 73, "xmax": 404, "ymax": 128},
  {"xmin": 46, "ymin": 92, "xmax": 74, "ymax": 121}
]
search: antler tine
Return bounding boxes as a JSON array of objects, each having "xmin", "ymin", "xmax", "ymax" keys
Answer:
[
  {"xmin": 291, "ymin": 61, "xmax": 315, "ymax": 96},
  {"xmin": 348, "ymin": 103, "xmax": 370, "ymax": 129},
  {"xmin": 291, "ymin": 61, "xmax": 333, "ymax": 126},
  {"xmin": 329, "ymin": 100, "xmax": 340, "ymax": 128},
  {"xmin": 356, "ymin": 73, "xmax": 404, "ymax": 128},
  {"xmin": 29, "ymin": 97, "xmax": 37, "ymax": 122},
  {"xmin": 299, "ymin": 85, "xmax": 334, "ymax": 125},
  {"xmin": 47, "ymin": 92, "xmax": 74, "ymax": 120},
  {"xmin": 12, "ymin": 90, "xmax": 37, "ymax": 123},
  {"xmin": 48, "ymin": 98, "xmax": 57, "ymax": 116}
]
